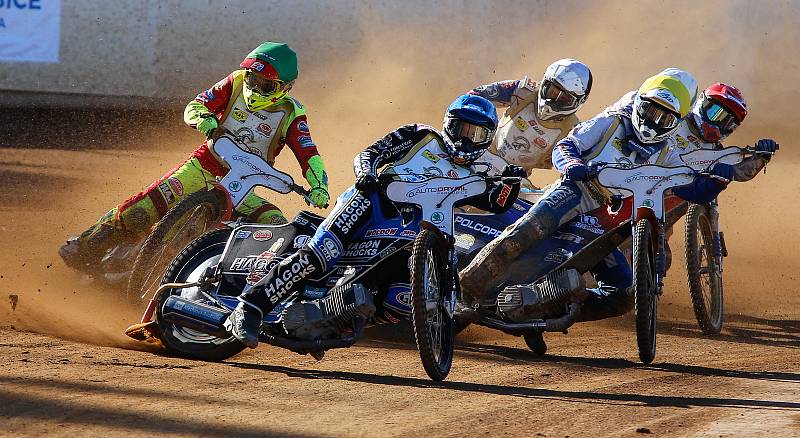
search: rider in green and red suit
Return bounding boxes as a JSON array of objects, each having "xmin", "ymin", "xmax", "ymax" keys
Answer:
[{"xmin": 60, "ymin": 42, "xmax": 330, "ymax": 273}]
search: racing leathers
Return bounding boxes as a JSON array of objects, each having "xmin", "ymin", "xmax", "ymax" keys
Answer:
[
  {"xmin": 459, "ymin": 98, "xmax": 732, "ymax": 321},
  {"xmin": 62, "ymin": 70, "xmax": 329, "ymax": 270},
  {"xmin": 469, "ymin": 77, "xmax": 578, "ymax": 177},
  {"xmin": 228, "ymin": 124, "xmax": 520, "ymax": 347}
]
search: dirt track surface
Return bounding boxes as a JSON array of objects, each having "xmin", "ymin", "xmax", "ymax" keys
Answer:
[
  {"xmin": 0, "ymin": 143, "xmax": 798, "ymax": 437},
  {"xmin": 2, "ymin": 318, "xmax": 799, "ymax": 437}
]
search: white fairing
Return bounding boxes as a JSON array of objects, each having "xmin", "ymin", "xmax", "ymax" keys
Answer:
[
  {"xmin": 596, "ymin": 165, "xmax": 694, "ymax": 219},
  {"xmin": 385, "ymin": 176, "xmax": 487, "ymax": 235},
  {"xmin": 213, "ymin": 136, "xmax": 297, "ymax": 208},
  {"xmin": 679, "ymin": 146, "xmax": 745, "ymax": 171}
]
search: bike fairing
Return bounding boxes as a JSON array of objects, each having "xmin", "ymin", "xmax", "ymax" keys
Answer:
[{"xmin": 234, "ymin": 124, "xmax": 520, "ymax": 332}]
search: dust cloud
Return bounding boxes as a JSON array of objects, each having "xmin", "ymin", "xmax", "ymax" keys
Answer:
[{"xmin": 1, "ymin": 0, "xmax": 798, "ymax": 346}]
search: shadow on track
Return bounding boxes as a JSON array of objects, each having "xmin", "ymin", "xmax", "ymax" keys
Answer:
[
  {"xmin": 226, "ymin": 361, "xmax": 800, "ymax": 411},
  {"xmin": 657, "ymin": 315, "xmax": 800, "ymax": 350},
  {"xmin": 0, "ymin": 376, "xmax": 308, "ymax": 438}
]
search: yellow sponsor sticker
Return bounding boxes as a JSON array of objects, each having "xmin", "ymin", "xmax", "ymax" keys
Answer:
[
  {"xmin": 514, "ymin": 117, "xmax": 529, "ymax": 131},
  {"xmin": 675, "ymin": 136, "xmax": 689, "ymax": 149},
  {"xmin": 232, "ymin": 108, "xmax": 248, "ymax": 122},
  {"xmin": 422, "ymin": 150, "xmax": 440, "ymax": 162},
  {"xmin": 612, "ymin": 138, "xmax": 624, "ymax": 151}
]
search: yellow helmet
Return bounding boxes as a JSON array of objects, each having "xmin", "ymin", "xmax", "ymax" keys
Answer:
[{"xmin": 631, "ymin": 74, "xmax": 692, "ymax": 143}]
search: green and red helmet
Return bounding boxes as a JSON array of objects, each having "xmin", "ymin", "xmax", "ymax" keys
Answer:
[{"xmin": 240, "ymin": 42, "xmax": 298, "ymax": 82}]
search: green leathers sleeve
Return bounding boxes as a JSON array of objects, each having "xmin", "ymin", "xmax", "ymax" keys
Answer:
[
  {"xmin": 184, "ymin": 100, "xmax": 214, "ymax": 127},
  {"xmin": 305, "ymin": 155, "xmax": 329, "ymax": 208}
]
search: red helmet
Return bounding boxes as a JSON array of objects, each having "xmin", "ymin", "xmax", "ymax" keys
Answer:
[{"xmin": 690, "ymin": 82, "xmax": 747, "ymax": 142}]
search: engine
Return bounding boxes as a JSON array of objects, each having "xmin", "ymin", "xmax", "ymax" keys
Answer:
[
  {"xmin": 497, "ymin": 269, "xmax": 585, "ymax": 322},
  {"xmin": 282, "ymin": 283, "xmax": 376, "ymax": 340}
]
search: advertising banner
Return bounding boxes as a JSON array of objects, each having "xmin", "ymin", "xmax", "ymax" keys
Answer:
[{"xmin": 0, "ymin": 0, "xmax": 61, "ymax": 63}]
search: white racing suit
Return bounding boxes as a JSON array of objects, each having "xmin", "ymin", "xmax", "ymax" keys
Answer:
[{"xmin": 469, "ymin": 77, "xmax": 578, "ymax": 180}]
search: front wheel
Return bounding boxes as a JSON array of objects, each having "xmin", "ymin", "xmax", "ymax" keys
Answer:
[
  {"xmin": 633, "ymin": 219, "xmax": 658, "ymax": 364},
  {"xmin": 127, "ymin": 189, "xmax": 226, "ymax": 304},
  {"xmin": 685, "ymin": 204, "xmax": 724, "ymax": 335},
  {"xmin": 410, "ymin": 228, "xmax": 454, "ymax": 381},
  {"xmin": 154, "ymin": 228, "xmax": 245, "ymax": 361}
]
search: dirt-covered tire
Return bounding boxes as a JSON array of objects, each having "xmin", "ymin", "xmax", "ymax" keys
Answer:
[
  {"xmin": 633, "ymin": 219, "xmax": 658, "ymax": 364},
  {"xmin": 154, "ymin": 228, "xmax": 244, "ymax": 361},
  {"xmin": 410, "ymin": 228, "xmax": 454, "ymax": 381},
  {"xmin": 685, "ymin": 204, "xmax": 723, "ymax": 335},
  {"xmin": 523, "ymin": 331, "xmax": 547, "ymax": 355},
  {"xmin": 127, "ymin": 189, "xmax": 226, "ymax": 304}
]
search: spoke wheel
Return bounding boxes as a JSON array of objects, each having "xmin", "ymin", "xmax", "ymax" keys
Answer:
[
  {"xmin": 633, "ymin": 219, "xmax": 658, "ymax": 364},
  {"xmin": 410, "ymin": 228, "xmax": 454, "ymax": 381},
  {"xmin": 685, "ymin": 204, "xmax": 724, "ymax": 334},
  {"xmin": 127, "ymin": 190, "xmax": 225, "ymax": 304},
  {"xmin": 154, "ymin": 228, "xmax": 245, "ymax": 361}
]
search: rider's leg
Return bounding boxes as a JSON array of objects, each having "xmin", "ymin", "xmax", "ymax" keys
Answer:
[
  {"xmin": 235, "ymin": 193, "xmax": 288, "ymax": 225},
  {"xmin": 459, "ymin": 179, "xmax": 593, "ymax": 301},
  {"xmin": 577, "ymin": 248, "xmax": 634, "ymax": 322},
  {"xmin": 59, "ymin": 155, "xmax": 218, "ymax": 270},
  {"xmin": 226, "ymin": 187, "xmax": 375, "ymax": 347}
]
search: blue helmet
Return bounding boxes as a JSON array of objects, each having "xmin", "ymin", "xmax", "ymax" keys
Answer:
[{"xmin": 442, "ymin": 94, "xmax": 498, "ymax": 165}]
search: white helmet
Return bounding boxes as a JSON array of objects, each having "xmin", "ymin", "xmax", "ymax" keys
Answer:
[
  {"xmin": 538, "ymin": 58, "xmax": 593, "ymax": 120},
  {"xmin": 631, "ymin": 74, "xmax": 692, "ymax": 144}
]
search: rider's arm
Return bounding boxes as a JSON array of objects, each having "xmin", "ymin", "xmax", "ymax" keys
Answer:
[
  {"xmin": 732, "ymin": 155, "xmax": 768, "ymax": 182},
  {"xmin": 283, "ymin": 115, "xmax": 328, "ymax": 186},
  {"xmin": 468, "ymin": 78, "xmax": 524, "ymax": 108},
  {"xmin": 352, "ymin": 124, "xmax": 432, "ymax": 178},
  {"xmin": 183, "ymin": 74, "xmax": 235, "ymax": 128},
  {"xmin": 552, "ymin": 114, "xmax": 616, "ymax": 172}
]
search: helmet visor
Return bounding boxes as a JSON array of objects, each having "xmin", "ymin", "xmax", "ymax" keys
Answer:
[
  {"xmin": 541, "ymin": 80, "xmax": 581, "ymax": 112},
  {"xmin": 703, "ymin": 101, "xmax": 739, "ymax": 135},
  {"xmin": 245, "ymin": 71, "xmax": 287, "ymax": 96},
  {"xmin": 445, "ymin": 118, "xmax": 492, "ymax": 145},
  {"xmin": 640, "ymin": 99, "xmax": 680, "ymax": 129}
]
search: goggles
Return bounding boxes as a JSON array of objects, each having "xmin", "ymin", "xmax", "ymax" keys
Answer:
[
  {"xmin": 540, "ymin": 80, "xmax": 582, "ymax": 111},
  {"xmin": 639, "ymin": 99, "xmax": 680, "ymax": 129},
  {"xmin": 445, "ymin": 118, "xmax": 492, "ymax": 145},
  {"xmin": 245, "ymin": 71, "xmax": 291, "ymax": 96},
  {"xmin": 702, "ymin": 100, "xmax": 739, "ymax": 135}
]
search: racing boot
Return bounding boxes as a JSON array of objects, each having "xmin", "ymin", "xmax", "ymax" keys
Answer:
[
  {"xmin": 223, "ymin": 300, "xmax": 263, "ymax": 349},
  {"xmin": 459, "ymin": 212, "xmax": 551, "ymax": 302},
  {"xmin": 59, "ymin": 219, "xmax": 118, "ymax": 275}
]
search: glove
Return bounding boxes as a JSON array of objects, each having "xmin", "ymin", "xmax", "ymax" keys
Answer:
[
  {"xmin": 710, "ymin": 163, "xmax": 735, "ymax": 185},
  {"xmin": 354, "ymin": 173, "xmax": 378, "ymax": 193},
  {"xmin": 563, "ymin": 162, "xmax": 592, "ymax": 182},
  {"xmin": 755, "ymin": 138, "xmax": 779, "ymax": 161},
  {"xmin": 308, "ymin": 187, "xmax": 329, "ymax": 209},
  {"xmin": 197, "ymin": 116, "xmax": 219, "ymax": 139},
  {"xmin": 501, "ymin": 164, "xmax": 527, "ymax": 179}
]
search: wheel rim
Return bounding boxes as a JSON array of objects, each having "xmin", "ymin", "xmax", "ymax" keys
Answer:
[
  {"xmin": 697, "ymin": 215, "xmax": 722, "ymax": 326},
  {"xmin": 646, "ymin": 243, "xmax": 657, "ymax": 350},
  {"xmin": 424, "ymin": 247, "xmax": 443, "ymax": 361},
  {"xmin": 141, "ymin": 203, "xmax": 217, "ymax": 299}
]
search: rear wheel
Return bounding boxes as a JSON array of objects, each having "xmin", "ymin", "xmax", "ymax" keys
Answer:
[
  {"xmin": 633, "ymin": 219, "xmax": 658, "ymax": 364},
  {"xmin": 685, "ymin": 204, "xmax": 724, "ymax": 334},
  {"xmin": 410, "ymin": 228, "xmax": 454, "ymax": 381},
  {"xmin": 154, "ymin": 228, "xmax": 245, "ymax": 361},
  {"xmin": 127, "ymin": 190, "xmax": 226, "ymax": 304}
]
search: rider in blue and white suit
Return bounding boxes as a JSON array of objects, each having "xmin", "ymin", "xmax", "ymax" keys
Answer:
[{"xmin": 225, "ymin": 95, "xmax": 525, "ymax": 348}]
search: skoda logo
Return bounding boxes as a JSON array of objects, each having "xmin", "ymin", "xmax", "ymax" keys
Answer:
[
  {"xmin": 228, "ymin": 181, "xmax": 242, "ymax": 192},
  {"xmin": 431, "ymin": 212, "xmax": 444, "ymax": 224}
]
